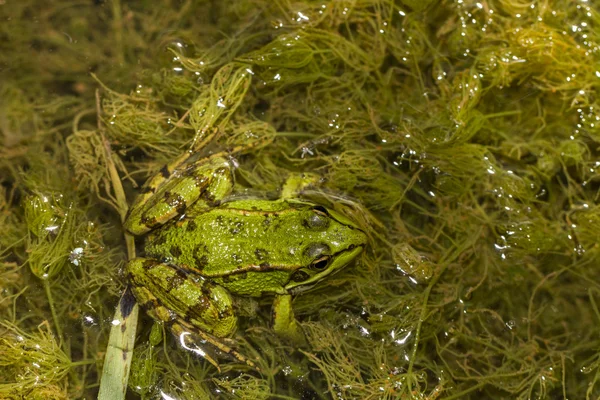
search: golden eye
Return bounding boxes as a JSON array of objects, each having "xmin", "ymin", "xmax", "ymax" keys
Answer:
[{"xmin": 311, "ymin": 256, "xmax": 330, "ymax": 270}]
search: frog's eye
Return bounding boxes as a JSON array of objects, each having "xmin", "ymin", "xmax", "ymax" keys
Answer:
[{"xmin": 311, "ymin": 255, "xmax": 331, "ymax": 271}]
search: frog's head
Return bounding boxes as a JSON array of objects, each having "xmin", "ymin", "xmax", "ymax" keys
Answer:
[{"xmin": 284, "ymin": 204, "xmax": 367, "ymax": 294}]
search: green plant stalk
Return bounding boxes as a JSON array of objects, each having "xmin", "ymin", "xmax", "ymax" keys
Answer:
[
  {"xmin": 97, "ymin": 291, "xmax": 138, "ymax": 400},
  {"xmin": 111, "ymin": 0, "xmax": 124, "ymax": 65},
  {"xmin": 96, "ymin": 88, "xmax": 138, "ymax": 400},
  {"xmin": 43, "ymin": 279, "xmax": 64, "ymax": 348}
]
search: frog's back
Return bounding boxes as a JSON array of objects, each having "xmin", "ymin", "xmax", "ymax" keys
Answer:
[{"xmin": 145, "ymin": 199, "xmax": 317, "ymax": 277}]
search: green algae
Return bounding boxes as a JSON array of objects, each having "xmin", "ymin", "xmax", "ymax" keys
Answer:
[{"xmin": 1, "ymin": 0, "xmax": 600, "ymax": 398}]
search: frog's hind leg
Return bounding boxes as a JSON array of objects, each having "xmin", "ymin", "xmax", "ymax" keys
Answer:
[
  {"xmin": 125, "ymin": 286, "xmax": 229, "ymax": 367},
  {"xmin": 124, "ymin": 156, "xmax": 234, "ymax": 235},
  {"xmin": 169, "ymin": 320, "xmax": 257, "ymax": 371},
  {"xmin": 127, "ymin": 258, "xmax": 256, "ymax": 370}
]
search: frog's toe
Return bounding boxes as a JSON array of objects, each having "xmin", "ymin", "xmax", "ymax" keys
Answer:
[{"xmin": 171, "ymin": 321, "xmax": 258, "ymax": 371}]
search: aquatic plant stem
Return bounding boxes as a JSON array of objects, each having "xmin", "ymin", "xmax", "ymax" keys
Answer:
[
  {"xmin": 97, "ymin": 291, "xmax": 138, "ymax": 400},
  {"xmin": 111, "ymin": 0, "xmax": 124, "ymax": 65},
  {"xmin": 405, "ymin": 263, "xmax": 446, "ymax": 396},
  {"xmin": 43, "ymin": 279, "xmax": 64, "ymax": 348},
  {"xmin": 95, "ymin": 89, "xmax": 138, "ymax": 400},
  {"xmin": 441, "ymin": 382, "xmax": 486, "ymax": 399}
]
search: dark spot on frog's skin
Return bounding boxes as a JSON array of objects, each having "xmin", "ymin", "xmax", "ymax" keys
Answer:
[
  {"xmin": 186, "ymin": 220, "xmax": 197, "ymax": 232},
  {"xmin": 232, "ymin": 254, "xmax": 243, "ymax": 264},
  {"xmin": 163, "ymin": 191, "xmax": 186, "ymax": 209},
  {"xmin": 194, "ymin": 294, "xmax": 211, "ymax": 313},
  {"xmin": 251, "ymin": 205, "xmax": 258, "ymax": 211},
  {"xmin": 182, "ymin": 165, "xmax": 196, "ymax": 176},
  {"xmin": 141, "ymin": 215, "xmax": 159, "ymax": 229},
  {"xmin": 229, "ymin": 221, "xmax": 244, "ymax": 235},
  {"xmin": 194, "ymin": 254, "xmax": 209, "ymax": 270},
  {"xmin": 304, "ymin": 243, "xmax": 331, "ymax": 259},
  {"xmin": 160, "ymin": 165, "xmax": 171, "ymax": 178},
  {"xmin": 190, "ymin": 173, "xmax": 208, "ymax": 189},
  {"xmin": 165, "ymin": 270, "xmax": 186, "ymax": 291},
  {"xmin": 215, "ymin": 166, "xmax": 230, "ymax": 177},
  {"xmin": 201, "ymin": 281, "xmax": 217, "ymax": 296},
  {"xmin": 254, "ymin": 248, "xmax": 269, "ymax": 261},
  {"xmin": 194, "ymin": 243, "xmax": 209, "ymax": 253},
  {"xmin": 151, "ymin": 234, "xmax": 167, "ymax": 246},
  {"xmin": 202, "ymin": 189, "xmax": 218, "ymax": 205},
  {"xmin": 182, "ymin": 165, "xmax": 199, "ymax": 177},
  {"xmin": 142, "ymin": 259, "xmax": 159, "ymax": 271},
  {"xmin": 207, "ymin": 199, "xmax": 221, "ymax": 208},
  {"xmin": 291, "ymin": 270, "xmax": 310, "ymax": 282},
  {"xmin": 259, "ymin": 262, "xmax": 274, "ymax": 271},
  {"xmin": 140, "ymin": 298, "xmax": 161, "ymax": 311},
  {"xmin": 218, "ymin": 308, "xmax": 233, "ymax": 319},
  {"xmin": 215, "ymin": 215, "xmax": 225, "ymax": 226},
  {"xmin": 170, "ymin": 245, "xmax": 182, "ymax": 258}
]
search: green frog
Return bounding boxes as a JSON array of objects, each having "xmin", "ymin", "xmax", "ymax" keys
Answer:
[{"xmin": 124, "ymin": 155, "xmax": 367, "ymax": 369}]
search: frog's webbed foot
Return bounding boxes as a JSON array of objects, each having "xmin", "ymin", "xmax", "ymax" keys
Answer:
[
  {"xmin": 170, "ymin": 321, "xmax": 258, "ymax": 371},
  {"xmin": 272, "ymin": 294, "xmax": 307, "ymax": 344},
  {"xmin": 280, "ymin": 172, "xmax": 322, "ymax": 200},
  {"xmin": 124, "ymin": 156, "xmax": 234, "ymax": 235}
]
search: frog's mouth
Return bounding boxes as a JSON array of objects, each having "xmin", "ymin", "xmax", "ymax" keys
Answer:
[{"xmin": 284, "ymin": 244, "xmax": 364, "ymax": 294}]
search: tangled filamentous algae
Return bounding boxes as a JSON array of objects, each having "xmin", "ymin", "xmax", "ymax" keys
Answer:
[{"xmin": 1, "ymin": 0, "xmax": 600, "ymax": 398}]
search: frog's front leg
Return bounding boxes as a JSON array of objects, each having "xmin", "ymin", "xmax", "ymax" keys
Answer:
[
  {"xmin": 272, "ymin": 294, "xmax": 306, "ymax": 344},
  {"xmin": 124, "ymin": 156, "xmax": 234, "ymax": 235},
  {"xmin": 280, "ymin": 172, "xmax": 321, "ymax": 199}
]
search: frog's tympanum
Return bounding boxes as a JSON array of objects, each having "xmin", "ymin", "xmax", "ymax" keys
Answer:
[{"xmin": 124, "ymin": 156, "xmax": 367, "ymax": 369}]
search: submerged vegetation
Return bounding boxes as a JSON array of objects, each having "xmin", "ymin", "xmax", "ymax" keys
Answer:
[{"xmin": 1, "ymin": 0, "xmax": 600, "ymax": 398}]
